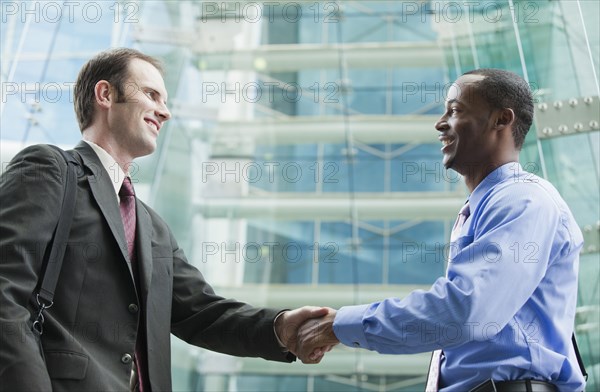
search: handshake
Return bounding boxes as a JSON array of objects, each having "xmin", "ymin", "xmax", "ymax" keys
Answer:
[{"xmin": 274, "ymin": 306, "xmax": 341, "ymax": 364}]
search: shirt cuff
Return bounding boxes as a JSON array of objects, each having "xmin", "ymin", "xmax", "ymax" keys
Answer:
[
  {"xmin": 273, "ymin": 310, "xmax": 289, "ymax": 351},
  {"xmin": 333, "ymin": 304, "xmax": 371, "ymax": 350}
]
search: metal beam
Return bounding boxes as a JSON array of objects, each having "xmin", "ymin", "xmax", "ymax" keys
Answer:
[
  {"xmin": 194, "ymin": 193, "xmax": 465, "ymax": 220},
  {"xmin": 194, "ymin": 42, "xmax": 444, "ymax": 71},
  {"xmin": 130, "ymin": 26, "xmax": 442, "ymax": 70},
  {"xmin": 209, "ymin": 283, "xmax": 430, "ymax": 309},
  {"xmin": 3, "ymin": 51, "xmax": 100, "ymax": 62},
  {"xmin": 173, "ymin": 341, "xmax": 430, "ymax": 377},
  {"xmin": 535, "ymin": 96, "xmax": 600, "ymax": 139},
  {"xmin": 189, "ymin": 115, "xmax": 440, "ymax": 145},
  {"xmin": 238, "ymin": 349, "xmax": 430, "ymax": 376}
]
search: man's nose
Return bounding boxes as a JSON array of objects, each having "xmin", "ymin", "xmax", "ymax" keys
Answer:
[
  {"xmin": 435, "ymin": 116, "xmax": 448, "ymax": 132},
  {"xmin": 157, "ymin": 103, "xmax": 171, "ymax": 121}
]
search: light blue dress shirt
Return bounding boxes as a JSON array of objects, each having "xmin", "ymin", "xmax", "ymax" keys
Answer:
[{"xmin": 333, "ymin": 162, "xmax": 585, "ymax": 391}]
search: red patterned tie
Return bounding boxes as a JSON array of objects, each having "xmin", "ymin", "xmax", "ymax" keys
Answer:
[
  {"xmin": 425, "ymin": 202, "xmax": 470, "ymax": 391},
  {"xmin": 119, "ymin": 177, "xmax": 136, "ymax": 262},
  {"xmin": 119, "ymin": 178, "xmax": 147, "ymax": 392}
]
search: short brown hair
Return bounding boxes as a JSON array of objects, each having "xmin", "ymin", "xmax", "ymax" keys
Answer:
[{"xmin": 74, "ymin": 48, "xmax": 163, "ymax": 131}]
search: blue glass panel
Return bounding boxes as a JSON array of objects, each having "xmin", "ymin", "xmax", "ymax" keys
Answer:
[
  {"xmin": 389, "ymin": 221, "xmax": 447, "ymax": 284},
  {"xmin": 318, "ymin": 222, "xmax": 383, "ymax": 284},
  {"xmin": 244, "ymin": 222, "xmax": 314, "ymax": 284}
]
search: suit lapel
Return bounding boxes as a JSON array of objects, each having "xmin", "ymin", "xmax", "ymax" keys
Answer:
[
  {"xmin": 73, "ymin": 142, "xmax": 133, "ymax": 277},
  {"xmin": 135, "ymin": 201, "xmax": 153, "ymax": 303}
]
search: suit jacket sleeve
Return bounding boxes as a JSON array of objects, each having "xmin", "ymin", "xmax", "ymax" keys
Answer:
[
  {"xmin": 167, "ymin": 230, "xmax": 295, "ymax": 362},
  {"xmin": 0, "ymin": 145, "xmax": 67, "ymax": 390}
]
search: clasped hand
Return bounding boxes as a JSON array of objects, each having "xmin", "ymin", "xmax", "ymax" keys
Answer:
[{"xmin": 275, "ymin": 306, "xmax": 340, "ymax": 364}]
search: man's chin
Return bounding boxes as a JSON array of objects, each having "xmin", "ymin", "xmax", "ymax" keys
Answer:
[
  {"xmin": 134, "ymin": 142, "xmax": 156, "ymax": 159},
  {"xmin": 442, "ymin": 155, "xmax": 453, "ymax": 170}
]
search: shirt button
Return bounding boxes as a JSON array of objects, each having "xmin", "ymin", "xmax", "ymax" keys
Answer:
[
  {"xmin": 128, "ymin": 303, "xmax": 139, "ymax": 313},
  {"xmin": 121, "ymin": 353, "xmax": 133, "ymax": 364}
]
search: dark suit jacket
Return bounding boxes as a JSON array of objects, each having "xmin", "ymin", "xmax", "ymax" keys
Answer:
[{"xmin": 0, "ymin": 142, "xmax": 293, "ymax": 391}]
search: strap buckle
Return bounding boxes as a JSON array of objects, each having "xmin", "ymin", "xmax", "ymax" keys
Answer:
[{"xmin": 32, "ymin": 293, "xmax": 54, "ymax": 335}]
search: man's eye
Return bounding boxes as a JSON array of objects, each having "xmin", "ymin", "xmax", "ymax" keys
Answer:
[{"xmin": 145, "ymin": 90, "xmax": 155, "ymax": 99}]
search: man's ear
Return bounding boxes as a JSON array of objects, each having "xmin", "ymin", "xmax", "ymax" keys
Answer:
[
  {"xmin": 494, "ymin": 108, "xmax": 515, "ymax": 131},
  {"xmin": 94, "ymin": 80, "xmax": 113, "ymax": 109}
]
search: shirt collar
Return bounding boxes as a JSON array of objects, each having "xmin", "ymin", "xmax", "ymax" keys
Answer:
[
  {"xmin": 83, "ymin": 139, "xmax": 127, "ymax": 198},
  {"xmin": 468, "ymin": 161, "xmax": 523, "ymax": 213}
]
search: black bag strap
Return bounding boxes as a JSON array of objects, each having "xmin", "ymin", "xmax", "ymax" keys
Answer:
[
  {"xmin": 572, "ymin": 333, "xmax": 588, "ymax": 381},
  {"xmin": 31, "ymin": 145, "xmax": 79, "ymax": 335}
]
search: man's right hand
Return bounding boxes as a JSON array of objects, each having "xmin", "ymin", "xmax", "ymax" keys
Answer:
[{"xmin": 295, "ymin": 307, "xmax": 339, "ymax": 364}]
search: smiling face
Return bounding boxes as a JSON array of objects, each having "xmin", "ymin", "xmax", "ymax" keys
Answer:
[
  {"xmin": 435, "ymin": 74, "xmax": 497, "ymax": 176},
  {"xmin": 107, "ymin": 58, "xmax": 171, "ymax": 160}
]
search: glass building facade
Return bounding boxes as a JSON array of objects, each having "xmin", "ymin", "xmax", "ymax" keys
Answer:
[{"xmin": 1, "ymin": 1, "xmax": 598, "ymax": 391}]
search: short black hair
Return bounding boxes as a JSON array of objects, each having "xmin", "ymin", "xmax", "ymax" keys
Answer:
[{"xmin": 463, "ymin": 68, "xmax": 534, "ymax": 149}]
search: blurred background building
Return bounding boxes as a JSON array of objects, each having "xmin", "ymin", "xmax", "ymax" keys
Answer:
[{"xmin": 1, "ymin": 0, "xmax": 598, "ymax": 390}]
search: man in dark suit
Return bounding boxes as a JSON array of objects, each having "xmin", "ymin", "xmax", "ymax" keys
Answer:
[{"xmin": 0, "ymin": 48, "xmax": 325, "ymax": 391}]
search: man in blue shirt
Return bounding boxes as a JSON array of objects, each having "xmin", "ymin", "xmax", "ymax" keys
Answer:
[{"xmin": 295, "ymin": 69, "xmax": 586, "ymax": 391}]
